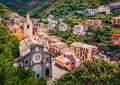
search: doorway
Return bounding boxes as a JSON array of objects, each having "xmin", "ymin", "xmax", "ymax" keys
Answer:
[{"xmin": 45, "ymin": 68, "xmax": 49, "ymax": 77}]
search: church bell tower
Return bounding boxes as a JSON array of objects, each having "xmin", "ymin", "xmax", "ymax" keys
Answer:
[{"xmin": 23, "ymin": 14, "xmax": 33, "ymax": 38}]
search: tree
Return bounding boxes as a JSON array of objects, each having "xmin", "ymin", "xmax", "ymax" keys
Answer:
[
  {"xmin": 26, "ymin": 77, "xmax": 36, "ymax": 85},
  {"xmin": 36, "ymin": 77, "xmax": 47, "ymax": 85}
]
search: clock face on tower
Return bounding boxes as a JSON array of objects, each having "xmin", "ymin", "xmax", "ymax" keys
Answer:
[{"xmin": 32, "ymin": 53, "xmax": 42, "ymax": 63}]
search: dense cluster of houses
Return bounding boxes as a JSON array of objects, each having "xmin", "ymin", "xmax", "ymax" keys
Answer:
[
  {"xmin": 0, "ymin": 2, "xmax": 120, "ymax": 72},
  {"xmin": 1, "ymin": 12, "xmax": 120, "ymax": 43}
]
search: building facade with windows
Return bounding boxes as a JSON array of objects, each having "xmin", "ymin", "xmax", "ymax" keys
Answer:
[
  {"xmin": 111, "ymin": 17, "xmax": 120, "ymax": 27},
  {"xmin": 47, "ymin": 20, "xmax": 57, "ymax": 30},
  {"xmin": 84, "ymin": 8, "xmax": 98, "ymax": 16},
  {"xmin": 98, "ymin": 5, "xmax": 110, "ymax": 14},
  {"xmin": 111, "ymin": 34, "xmax": 120, "ymax": 45},
  {"xmin": 55, "ymin": 52, "xmax": 76, "ymax": 71},
  {"xmin": 49, "ymin": 42, "xmax": 69, "ymax": 56},
  {"xmin": 73, "ymin": 25, "xmax": 88, "ymax": 36},
  {"xmin": 70, "ymin": 42, "xmax": 97, "ymax": 63},
  {"xmin": 84, "ymin": 20, "xmax": 102, "ymax": 26},
  {"xmin": 43, "ymin": 35, "xmax": 61, "ymax": 49},
  {"xmin": 59, "ymin": 23, "xmax": 68, "ymax": 32}
]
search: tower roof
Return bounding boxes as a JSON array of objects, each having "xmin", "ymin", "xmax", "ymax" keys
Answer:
[{"xmin": 24, "ymin": 14, "xmax": 32, "ymax": 23}]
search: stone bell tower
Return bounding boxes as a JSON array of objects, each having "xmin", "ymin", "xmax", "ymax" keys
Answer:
[{"xmin": 23, "ymin": 14, "xmax": 33, "ymax": 38}]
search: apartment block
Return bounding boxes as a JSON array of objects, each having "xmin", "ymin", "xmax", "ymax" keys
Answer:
[{"xmin": 70, "ymin": 42, "xmax": 97, "ymax": 63}]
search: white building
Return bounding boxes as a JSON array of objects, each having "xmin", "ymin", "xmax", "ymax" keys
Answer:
[
  {"xmin": 47, "ymin": 20, "xmax": 57, "ymax": 30},
  {"xmin": 84, "ymin": 8, "xmax": 98, "ymax": 16},
  {"xmin": 98, "ymin": 5, "xmax": 110, "ymax": 14},
  {"xmin": 85, "ymin": 5, "xmax": 110, "ymax": 16},
  {"xmin": 47, "ymin": 14, "xmax": 54, "ymax": 21},
  {"xmin": 73, "ymin": 25, "xmax": 88, "ymax": 36},
  {"xmin": 59, "ymin": 23, "xmax": 68, "ymax": 32},
  {"xmin": 36, "ymin": 23, "xmax": 46, "ymax": 32},
  {"xmin": 93, "ymin": 53, "xmax": 110, "ymax": 62}
]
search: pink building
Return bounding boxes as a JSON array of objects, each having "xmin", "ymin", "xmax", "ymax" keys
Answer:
[
  {"xmin": 111, "ymin": 17, "xmax": 120, "ymax": 27},
  {"xmin": 94, "ymin": 20, "xmax": 102, "ymax": 25},
  {"xmin": 8, "ymin": 12, "xmax": 19, "ymax": 18},
  {"xmin": 2, "ymin": 20, "xmax": 11, "ymax": 26},
  {"xmin": 84, "ymin": 20, "xmax": 102, "ymax": 26},
  {"xmin": 111, "ymin": 34, "xmax": 120, "ymax": 45},
  {"xmin": 8, "ymin": 24, "xmax": 23, "ymax": 33}
]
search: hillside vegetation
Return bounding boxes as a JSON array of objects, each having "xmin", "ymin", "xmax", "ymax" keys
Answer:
[
  {"xmin": 0, "ymin": 0, "xmax": 55, "ymax": 17},
  {"xmin": 0, "ymin": 3, "xmax": 11, "ymax": 18},
  {"xmin": 44, "ymin": 0, "xmax": 120, "ymax": 17},
  {"xmin": 0, "ymin": 0, "xmax": 120, "ymax": 17}
]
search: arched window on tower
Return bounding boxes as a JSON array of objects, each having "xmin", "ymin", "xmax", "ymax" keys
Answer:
[{"xmin": 27, "ymin": 25, "xmax": 29, "ymax": 29}]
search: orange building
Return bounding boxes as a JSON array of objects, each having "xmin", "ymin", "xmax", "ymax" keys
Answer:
[
  {"xmin": 55, "ymin": 52, "xmax": 76, "ymax": 71},
  {"xmin": 111, "ymin": 34, "xmax": 120, "ymax": 45},
  {"xmin": 14, "ymin": 28, "xmax": 23, "ymax": 33},
  {"xmin": 12, "ymin": 33, "xmax": 23, "ymax": 40},
  {"xmin": 70, "ymin": 42, "xmax": 97, "ymax": 63}
]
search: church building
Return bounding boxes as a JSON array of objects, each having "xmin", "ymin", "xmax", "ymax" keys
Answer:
[{"xmin": 17, "ymin": 14, "xmax": 52, "ymax": 79}]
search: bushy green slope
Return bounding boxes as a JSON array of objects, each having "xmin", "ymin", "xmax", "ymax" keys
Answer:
[
  {"xmin": 43, "ymin": 0, "xmax": 120, "ymax": 17},
  {"xmin": 0, "ymin": 3, "xmax": 11, "ymax": 18},
  {"xmin": 0, "ymin": 0, "xmax": 120, "ymax": 17},
  {"xmin": 0, "ymin": 0, "xmax": 51, "ymax": 17}
]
